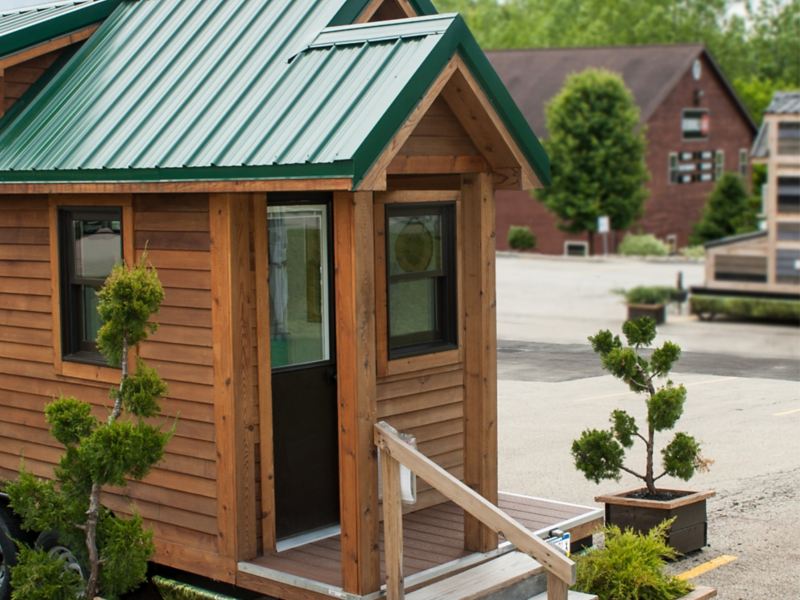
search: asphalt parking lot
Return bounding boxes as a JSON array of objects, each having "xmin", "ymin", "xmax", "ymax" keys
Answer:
[{"xmin": 495, "ymin": 253, "xmax": 800, "ymax": 599}]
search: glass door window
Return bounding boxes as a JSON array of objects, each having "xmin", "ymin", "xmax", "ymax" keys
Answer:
[{"xmin": 268, "ymin": 204, "xmax": 330, "ymax": 369}]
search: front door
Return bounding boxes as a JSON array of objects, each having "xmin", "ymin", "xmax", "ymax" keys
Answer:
[{"xmin": 267, "ymin": 200, "xmax": 339, "ymax": 545}]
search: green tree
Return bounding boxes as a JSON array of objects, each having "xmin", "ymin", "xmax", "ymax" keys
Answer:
[
  {"xmin": 5, "ymin": 258, "xmax": 170, "ymax": 599},
  {"xmin": 572, "ymin": 319, "xmax": 709, "ymax": 495},
  {"xmin": 690, "ymin": 172, "xmax": 757, "ymax": 245},
  {"xmin": 536, "ymin": 69, "xmax": 648, "ymax": 253}
]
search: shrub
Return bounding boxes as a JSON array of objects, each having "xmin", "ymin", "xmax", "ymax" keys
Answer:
[
  {"xmin": 691, "ymin": 173, "xmax": 757, "ymax": 245},
  {"xmin": 679, "ymin": 246, "xmax": 705, "ymax": 260},
  {"xmin": 574, "ymin": 520, "xmax": 693, "ymax": 600},
  {"xmin": 691, "ymin": 295, "xmax": 800, "ymax": 323},
  {"xmin": 618, "ymin": 234, "xmax": 669, "ymax": 257},
  {"xmin": 624, "ymin": 286, "xmax": 677, "ymax": 305},
  {"xmin": 508, "ymin": 225, "xmax": 536, "ymax": 250}
]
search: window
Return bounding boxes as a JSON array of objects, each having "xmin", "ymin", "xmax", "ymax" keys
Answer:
[
  {"xmin": 739, "ymin": 148, "xmax": 748, "ymax": 178},
  {"xmin": 778, "ymin": 122, "xmax": 800, "ymax": 155},
  {"xmin": 682, "ymin": 109, "xmax": 709, "ymax": 140},
  {"xmin": 714, "ymin": 150, "xmax": 725, "ymax": 180},
  {"xmin": 59, "ymin": 208, "xmax": 122, "ymax": 363},
  {"xmin": 564, "ymin": 241, "xmax": 588, "ymax": 256},
  {"xmin": 668, "ymin": 152, "xmax": 680, "ymax": 184},
  {"xmin": 778, "ymin": 177, "xmax": 800, "ymax": 213},
  {"xmin": 386, "ymin": 203, "xmax": 457, "ymax": 358}
]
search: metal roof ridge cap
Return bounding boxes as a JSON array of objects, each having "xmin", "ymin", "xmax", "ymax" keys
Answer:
[{"xmin": 320, "ymin": 11, "xmax": 456, "ymax": 34}]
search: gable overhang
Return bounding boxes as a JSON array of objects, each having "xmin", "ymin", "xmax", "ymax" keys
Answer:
[
  {"xmin": 0, "ymin": 0, "xmax": 121, "ymax": 63},
  {"xmin": 350, "ymin": 16, "xmax": 549, "ymax": 190}
]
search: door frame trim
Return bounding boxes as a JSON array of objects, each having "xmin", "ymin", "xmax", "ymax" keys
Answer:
[{"xmin": 255, "ymin": 192, "xmax": 337, "ymax": 553}]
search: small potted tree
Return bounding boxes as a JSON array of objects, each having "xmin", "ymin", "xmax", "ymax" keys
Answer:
[
  {"xmin": 624, "ymin": 286, "xmax": 675, "ymax": 324},
  {"xmin": 572, "ymin": 318, "xmax": 713, "ymax": 554}
]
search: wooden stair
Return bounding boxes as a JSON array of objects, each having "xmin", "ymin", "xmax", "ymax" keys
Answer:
[{"xmin": 404, "ymin": 551, "xmax": 545, "ymax": 600}]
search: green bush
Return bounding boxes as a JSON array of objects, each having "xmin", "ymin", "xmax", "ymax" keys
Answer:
[
  {"xmin": 574, "ymin": 520, "xmax": 693, "ymax": 600},
  {"xmin": 691, "ymin": 295, "xmax": 800, "ymax": 323},
  {"xmin": 679, "ymin": 245, "xmax": 705, "ymax": 260},
  {"xmin": 618, "ymin": 234, "xmax": 669, "ymax": 257},
  {"xmin": 624, "ymin": 286, "xmax": 676, "ymax": 305},
  {"xmin": 10, "ymin": 546, "xmax": 84, "ymax": 600},
  {"xmin": 507, "ymin": 225, "xmax": 536, "ymax": 250}
]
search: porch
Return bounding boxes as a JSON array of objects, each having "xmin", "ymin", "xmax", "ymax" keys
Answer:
[{"xmin": 238, "ymin": 492, "xmax": 602, "ymax": 599}]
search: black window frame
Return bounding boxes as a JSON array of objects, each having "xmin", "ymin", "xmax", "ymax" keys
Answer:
[
  {"xmin": 58, "ymin": 206, "xmax": 123, "ymax": 365},
  {"xmin": 385, "ymin": 202, "xmax": 457, "ymax": 360}
]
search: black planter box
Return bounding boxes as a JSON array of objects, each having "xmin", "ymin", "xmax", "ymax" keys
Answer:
[
  {"xmin": 596, "ymin": 488, "xmax": 714, "ymax": 554},
  {"xmin": 627, "ymin": 303, "xmax": 666, "ymax": 324}
]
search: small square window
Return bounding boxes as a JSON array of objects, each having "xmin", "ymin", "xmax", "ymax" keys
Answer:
[
  {"xmin": 386, "ymin": 203, "xmax": 457, "ymax": 359},
  {"xmin": 59, "ymin": 207, "xmax": 122, "ymax": 364},
  {"xmin": 682, "ymin": 109, "xmax": 709, "ymax": 140}
]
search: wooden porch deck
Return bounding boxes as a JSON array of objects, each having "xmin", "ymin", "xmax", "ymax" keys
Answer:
[{"xmin": 239, "ymin": 492, "xmax": 602, "ymax": 596}]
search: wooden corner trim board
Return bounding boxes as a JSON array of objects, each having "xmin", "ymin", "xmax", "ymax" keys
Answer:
[
  {"xmin": 0, "ymin": 179, "xmax": 354, "ymax": 195},
  {"xmin": 460, "ymin": 172, "xmax": 498, "ymax": 553},
  {"xmin": 47, "ymin": 194, "xmax": 135, "ymax": 385},
  {"xmin": 333, "ymin": 191, "xmax": 381, "ymax": 595},
  {"xmin": 209, "ymin": 193, "xmax": 258, "ymax": 564},
  {"xmin": 373, "ymin": 190, "xmax": 464, "ymax": 378},
  {"xmin": 0, "ymin": 24, "xmax": 99, "ymax": 70},
  {"xmin": 252, "ymin": 193, "xmax": 277, "ymax": 552}
]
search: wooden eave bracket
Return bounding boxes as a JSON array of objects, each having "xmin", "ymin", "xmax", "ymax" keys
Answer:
[{"xmin": 357, "ymin": 56, "xmax": 542, "ymax": 193}]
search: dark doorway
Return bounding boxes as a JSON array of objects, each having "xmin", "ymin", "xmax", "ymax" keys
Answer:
[{"xmin": 267, "ymin": 200, "xmax": 339, "ymax": 544}]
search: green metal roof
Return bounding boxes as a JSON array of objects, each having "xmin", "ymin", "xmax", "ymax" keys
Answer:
[
  {"xmin": 0, "ymin": 0, "xmax": 121, "ymax": 58},
  {"xmin": 0, "ymin": 0, "xmax": 549, "ymax": 186}
]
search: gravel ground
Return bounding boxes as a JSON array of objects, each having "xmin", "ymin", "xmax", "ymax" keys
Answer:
[{"xmin": 495, "ymin": 254, "xmax": 800, "ymax": 599}]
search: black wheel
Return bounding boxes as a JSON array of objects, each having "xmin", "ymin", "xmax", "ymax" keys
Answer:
[
  {"xmin": 35, "ymin": 531, "xmax": 86, "ymax": 588},
  {"xmin": 0, "ymin": 507, "xmax": 22, "ymax": 600}
]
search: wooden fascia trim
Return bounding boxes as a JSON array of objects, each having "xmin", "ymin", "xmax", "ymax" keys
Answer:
[
  {"xmin": 447, "ymin": 56, "xmax": 541, "ymax": 190},
  {"xmin": 0, "ymin": 178, "xmax": 354, "ymax": 195},
  {"xmin": 0, "ymin": 24, "xmax": 99, "ymax": 70}
]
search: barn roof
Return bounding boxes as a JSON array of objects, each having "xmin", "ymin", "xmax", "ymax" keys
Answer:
[
  {"xmin": 486, "ymin": 44, "xmax": 755, "ymax": 139},
  {"xmin": 0, "ymin": 0, "xmax": 121, "ymax": 58},
  {"xmin": 0, "ymin": 0, "xmax": 548, "ymax": 187}
]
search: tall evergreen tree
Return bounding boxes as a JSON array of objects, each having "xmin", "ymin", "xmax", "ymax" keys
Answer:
[
  {"xmin": 690, "ymin": 172, "xmax": 757, "ymax": 245},
  {"xmin": 536, "ymin": 69, "xmax": 648, "ymax": 253}
]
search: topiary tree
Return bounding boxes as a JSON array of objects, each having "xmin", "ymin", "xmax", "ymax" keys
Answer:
[
  {"xmin": 690, "ymin": 172, "xmax": 758, "ymax": 245},
  {"xmin": 537, "ymin": 69, "xmax": 648, "ymax": 254},
  {"xmin": 5, "ymin": 257, "xmax": 170, "ymax": 599},
  {"xmin": 572, "ymin": 318, "xmax": 710, "ymax": 496}
]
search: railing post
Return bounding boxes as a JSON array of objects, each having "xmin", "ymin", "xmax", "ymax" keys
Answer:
[
  {"xmin": 547, "ymin": 573, "xmax": 569, "ymax": 600},
  {"xmin": 381, "ymin": 449, "xmax": 404, "ymax": 600}
]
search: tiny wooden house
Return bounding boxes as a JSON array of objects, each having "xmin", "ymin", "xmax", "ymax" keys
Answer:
[{"xmin": 0, "ymin": 1, "xmax": 597, "ymax": 598}]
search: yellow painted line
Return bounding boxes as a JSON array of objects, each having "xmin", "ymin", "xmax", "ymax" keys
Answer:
[
  {"xmin": 677, "ymin": 555, "xmax": 737, "ymax": 580},
  {"xmin": 774, "ymin": 407, "xmax": 800, "ymax": 416}
]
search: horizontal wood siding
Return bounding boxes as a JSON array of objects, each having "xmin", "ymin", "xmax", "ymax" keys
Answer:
[
  {"xmin": 0, "ymin": 194, "xmax": 224, "ymax": 577},
  {"xmin": 3, "ymin": 49, "xmax": 64, "ymax": 113},
  {"xmin": 376, "ymin": 363, "xmax": 465, "ymax": 510}
]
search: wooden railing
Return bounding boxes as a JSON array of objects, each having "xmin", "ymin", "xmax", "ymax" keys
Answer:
[{"xmin": 375, "ymin": 421, "xmax": 576, "ymax": 600}]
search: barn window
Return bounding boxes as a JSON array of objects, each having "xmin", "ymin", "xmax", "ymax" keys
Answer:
[
  {"xmin": 714, "ymin": 150, "xmax": 725, "ymax": 180},
  {"xmin": 386, "ymin": 203, "xmax": 457, "ymax": 358},
  {"xmin": 739, "ymin": 148, "xmax": 748, "ymax": 178},
  {"xmin": 58, "ymin": 207, "xmax": 122, "ymax": 363}
]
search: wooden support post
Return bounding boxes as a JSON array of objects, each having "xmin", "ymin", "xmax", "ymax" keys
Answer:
[
  {"xmin": 381, "ymin": 451, "xmax": 405, "ymax": 600},
  {"xmin": 334, "ymin": 191, "xmax": 381, "ymax": 594},
  {"xmin": 547, "ymin": 573, "xmax": 569, "ymax": 600},
  {"xmin": 210, "ymin": 193, "xmax": 258, "ymax": 568},
  {"xmin": 461, "ymin": 172, "xmax": 499, "ymax": 553}
]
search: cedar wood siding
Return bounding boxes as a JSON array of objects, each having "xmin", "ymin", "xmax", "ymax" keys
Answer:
[
  {"xmin": 0, "ymin": 193, "xmax": 226, "ymax": 578},
  {"xmin": 495, "ymin": 52, "xmax": 755, "ymax": 253},
  {"xmin": 2, "ymin": 49, "xmax": 66, "ymax": 114}
]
